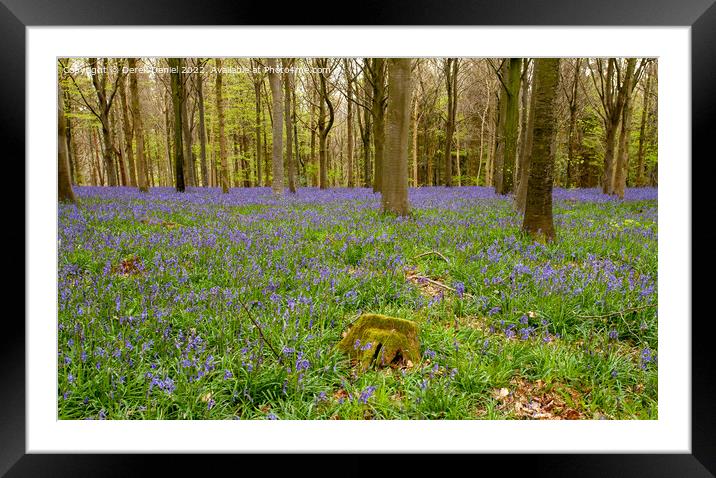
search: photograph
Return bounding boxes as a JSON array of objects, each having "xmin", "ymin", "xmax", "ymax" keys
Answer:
[{"xmin": 56, "ymin": 56, "xmax": 659, "ymax": 421}]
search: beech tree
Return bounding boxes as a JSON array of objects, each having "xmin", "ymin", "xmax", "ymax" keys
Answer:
[
  {"xmin": 382, "ymin": 58, "xmax": 413, "ymax": 216},
  {"xmin": 58, "ymin": 81, "xmax": 76, "ymax": 203},
  {"xmin": 215, "ymin": 58, "xmax": 229, "ymax": 193},
  {"xmin": 168, "ymin": 58, "xmax": 186, "ymax": 192},
  {"xmin": 522, "ymin": 58, "xmax": 560, "ymax": 242},
  {"xmin": 267, "ymin": 58, "xmax": 284, "ymax": 195},
  {"xmin": 128, "ymin": 58, "xmax": 149, "ymax": 192}
]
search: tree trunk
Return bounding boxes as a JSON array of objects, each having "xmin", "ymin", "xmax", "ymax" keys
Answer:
[
  {"xmin": 636, "ymin": 63, "xmax": 652, "ymax": 187},
  {"xmin": 522, "ymin": 58, "xmax": 560, "ymax": 242},
  {"xmin": 317, "ymin": 60, "xmax": 334, "ymax": 190},
  {"xmin": 614, "ymin": 58, "xmax": 637, "ymax": 199},
  {"xmin": 412, "ymin": 95, "xmax": 419, "ymax": 187},
  {"xmin": 169, "ymin": 58, "xmax": 186, "ymax": 192},
  {"xmin": 195, "ymin": 64, "xmax": 209, "ymax": 187},
  {"xmin": 493, "ymin": 76, "xmax": 506, "ymax": 192},
  {"xmin": 344, "ymin": 59, "xmax": 355, "ymax": 188},
  {"xmin": 118, "ymin": 74, "xmax": 136, "ymax": 187},
  {"xmin": 252, "ymin": 67, "xmax": 263, "ymax": 187},
  {"xmin": 516, "ymin": 60, "xmax": 531, "ymax": 186},
  {"xmin": 180, "ymin": 63, "xmax": 195, "ymax": 187},
  {"xmin": 501, "ymin": 58, "xmax": 522, "ymax": 194},
  {"xmin": 283, "ymin": 59, "xmax": 296, "ymax": 193},
  {"xmin": 128, "ymin": 59, "xmax": 149, "ymax": 192},
  {"xmin": 382, "ymin": 58, "xmax": 412, "ymax": 216},
  {"xmin": 515, "ymin": 70, "xmax": 538, "ymax": 213},
  {"xmin": 58, "ymin": 82, "xmax": 76, "ymax": 202},
  {"xmin": 267, "ymin": 58, "xmax": 284, "ymax": 195},
  {"xmin": 215, "ymin": 58, "xmax": 229, "ymax": 193},
  {"xmin": 443, "ymin": 58, "xmax": 458, "ymax": 187},
  {"xmin": 565, "ymin": 59, "xmax": 581, "ymax": 189},
  {"xmin": 371, "ymin": 58, "xmax": 386, "ymax": 193}
]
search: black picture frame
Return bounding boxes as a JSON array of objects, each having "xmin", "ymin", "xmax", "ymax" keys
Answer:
[{"xmin": 7, "ymin": 0, "xmax": 713, "ymax": 475}]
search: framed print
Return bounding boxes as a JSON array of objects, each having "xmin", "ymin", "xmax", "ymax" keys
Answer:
[{"xmin": 7, "ymin": 0, "xmax": 714, "ymax": 475}]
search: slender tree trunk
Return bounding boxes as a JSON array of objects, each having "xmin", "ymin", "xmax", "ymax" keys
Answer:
[
  {"xmin": 515, "ymin": 67, "xmax": 538, "ymax": 213},
  {"xmin": 267, "ymin": 58, "xmax": 284, "ymax": 195},
  {"xmin": 253, "ymin": 71, "xmax": 263, "ymax": 187},
  {"xmin": 382, "ymin": 59, "xmax": 412, "ymax": 216},
  {"xmin": 493, "ymin": 77, "xmax": 506, "ymax": 192},
  {"xmin": 372, "ymin": 58, "xmax": 386, "ymax": 193},
  {"xmin": 614, "ymin": 59, "xmax": 637, "ymax": 199},
  {"xmin": 317, "ymin": 60, "xmax": 334, "ymax": 190},
  {"xmin": 180, "ymin": 63, "xmax": 195, "ymax": 187},
  {"xmin": 501, "ymin": 58, "xmax": 522, "ymax": 194},
  {"xmin": 522, "ymin": 58, "xmax": 560, "ymax": 242},
  {"xmin": 412, "ymin": 96, "xmax": 419, "ymax": 187},
  {"xmin": 195, "ymin": 65, "xmax": 209, "ymax": 187},
  {"xmin": 128, "ymin": 59, "xmax": 149, "ymax": 192},
  {"xmin": 169, "ymin": 58, "xmax": 186, "ymax": 192},
  {"xmin": 215, "ymin": 58, "xmax": 229, "ymax": 193},
  {"xmin": 477, "ymin": 85, "xmax": 491, "ymax": 186},
  {"xmin": 565, "ymin": 59, "xmax": 581, "ymax": 189},
  {"xmin": 310, "ymin": 98, "xmax": 317, "ymax": 187},
  {"xmin": 517, "ymin": 60, "xmax": 531, "ymax": 186},
  {"xmin": 283, "ymin": 59, "xmax": 296, "ymax": 193},
  {"xmin": 443, "ymin": 58, "xmax": 458, "ymax": 187},
  {"xmin": 636, "ymin": 64, "xmax": 652, "ymax": 187},
  {"xmin": 344, "ymin": 59, "xmax": 355, "ymax": 188},
  {"xmin": 58, "ymin": 82, "xmax": 76, "ymax": 202},
  {"xmin": 362, "ymin": 67, "xmax": 373, "ymax": 188},
  {"xmin": 118, "ymin": 74, "xmax": 136, "ymax": 187}
]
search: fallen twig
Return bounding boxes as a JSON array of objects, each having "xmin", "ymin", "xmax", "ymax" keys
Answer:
[
  {"xmin": 411, "ymin": 274, "xmax": 475, "ymax": 299},
  {"xmin": 413, "ymin": 250, "xmax": 450, "ymax": 263},
  {"xmin": 235, "ymin": 294, "xmax": 282, "ymax": 363}
]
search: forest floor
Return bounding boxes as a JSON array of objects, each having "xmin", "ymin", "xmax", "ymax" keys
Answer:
[{"xmin": 57, "ymin": 186, "xmax": 658, "ymax": 420}]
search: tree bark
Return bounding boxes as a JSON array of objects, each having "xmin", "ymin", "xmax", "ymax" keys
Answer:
[
  {"xmin": 371, "ymin": 58, "xmax": 386, "ymax": 193},
  {"xmin": 443, "ymin": 58, "xmax": 458, "ymax": 187},
  {"xmin": 58, "ymin": 82, "xmax": 76, "ymax": 202},
  {"xmin": 128, "ymin": 58, "xmax": 149, "ymax": 192},
  {"xmin": 382, "ymin": 59, "xmax": 412, "ymax": 216},
  {"xmin": 283, "ymin": 59, "xmax": 296, "ymax": 193},
  {"xmin": 215, "ymin": 58, "xmax": 229, "ymax": 193},
  {"xmin": 636, "ymin": 62, "xmax": 652, "ymax": 187},
  {"xmin": 344, "ymin": 59, "xmax": 355, "ymax": 188},
  {"xmin": 195, "ymin": 63, "xmax": 209, "ymax": 187},
  {"xmin": 614, "ymin": 58, "xmax": 637, "ymax": 199},
  {"xmin": 118, "ymin": 73, "xmax": 136, "ymax": 187},
  {"xmin": 267, "ymin": 58, "xmax": 284, "ymax": 195},
  {"xmin": 169, "ymin": 58, "xmax": 186, "ymax": 192},
  {"xmin": 317, "ymin": 59, "xmax": 334, "ymax": 190},
  {"xmin": 500, "ymin": 58, "xmax": 522, "ymax": 194},
  {"xmin": 522, "ymin": 58, "xmax": 560, "ymax": 242}
]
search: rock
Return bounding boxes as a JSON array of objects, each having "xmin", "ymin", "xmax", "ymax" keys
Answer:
[{"xmin": 337, "ymin": 314, "xmax": 420, "ymax": 370}]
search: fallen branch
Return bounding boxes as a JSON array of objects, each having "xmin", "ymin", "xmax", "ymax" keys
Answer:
[
  {"xmin": 576, "ymin": 304, "xmax": 657, "ymax": 320},
  {"xmin": 411, "ymin": 275, "xmax": 475, "ymax": 299},
  {"xmin": 235, "ymin": 294, "xmax": 282, "ymax": 363},
  {"xmin": 413, "ymin": 250, "xmax": 450, "ymax": 263}
]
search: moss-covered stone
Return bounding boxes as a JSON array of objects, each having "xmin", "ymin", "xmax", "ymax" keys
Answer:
[{"xmin": 337, "ymin": 314, "xmax": 420, "ymax": 370}]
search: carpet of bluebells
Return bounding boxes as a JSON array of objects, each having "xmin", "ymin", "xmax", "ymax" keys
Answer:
[{"xmin": 58, "ymin": 186, "xmax": 658, "ymax": 420}]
